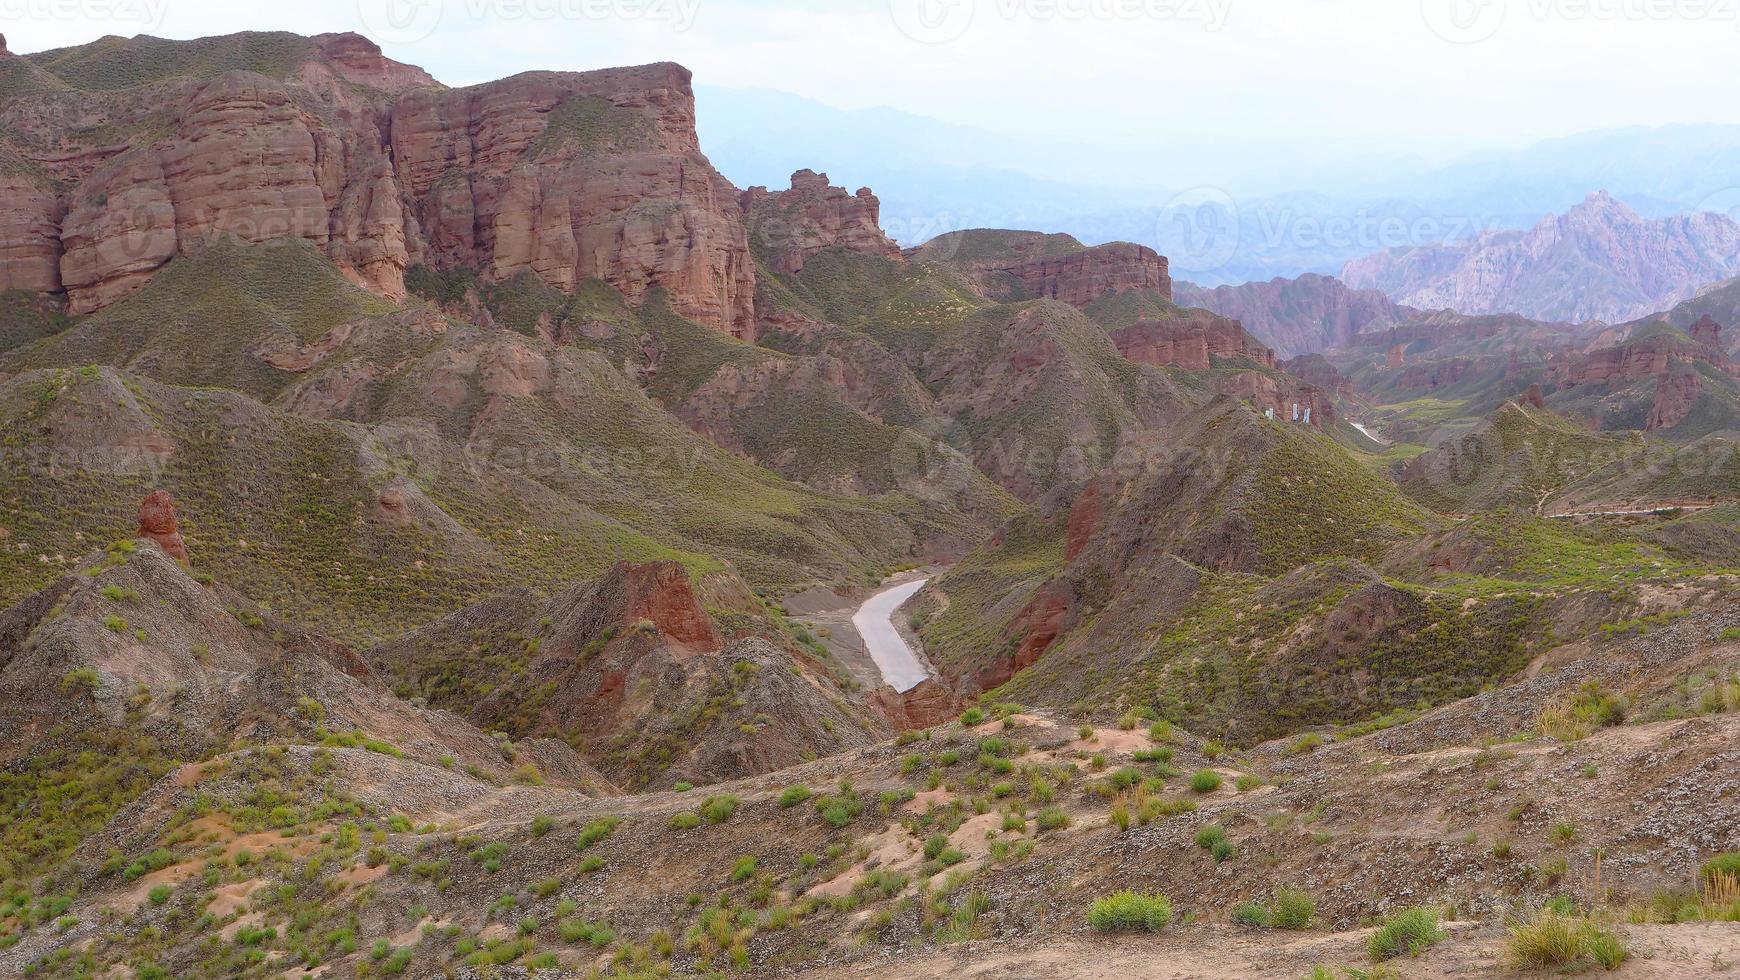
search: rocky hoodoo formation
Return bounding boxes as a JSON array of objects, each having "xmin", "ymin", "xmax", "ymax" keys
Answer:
[
  {"xmin": 1109, "ymin": 309, "xmax": 1275, "ymax": 371},
  {"xmin": 1691, "ymin": 314, "xmax": 1725, "ymax": 351},
  {"xmin": 741, "ymin": 169, "xmax": 900, "ymax": 275},
  {"xmin": 1173, "ymin": 273, "xmax": 1407, "ymax": 358},
  {"xmin": 0, "ymin": 33, "xmax": 758, "ymax": 337},
  {"xmin": 1343, "ymin": 191, "xmax": 1740, "ymax": 323},
  {"xmin": 136, "ymin": 490, "xmax": 188, "ymax": 564}
]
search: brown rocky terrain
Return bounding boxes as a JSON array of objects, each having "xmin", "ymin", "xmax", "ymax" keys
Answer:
[
  {"xmin": 368, "ymin": 560, "xmax": 895, "ymax": 790},
  {"xmin": 1174, "ymin": 272, "xmax": 1410, "ymax": 358},
  {"xmin": 4, "ymin": 28, "xmax": 1740, "ymax": 980},
  {"xmin": 1343, "ymin": 191, "xmax": 1740, "ymax": 323}
]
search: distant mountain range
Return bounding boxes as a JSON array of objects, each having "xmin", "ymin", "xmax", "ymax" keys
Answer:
[
  {"xmin": 1342, "ymin": 192, "xmax": 1740, "ymax": 324},
  {"xmin": 699, "ymin": 87, "xmax": 1740, "ymax": 287}
]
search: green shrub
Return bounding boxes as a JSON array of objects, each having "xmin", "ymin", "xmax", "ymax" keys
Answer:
[
  {"xmin": 669, "ymin": 812, "xmax": 702, "ymax": 830},
  {"xmin": 147, "ymin": 884, "xmax": 172, "ymax": 906},
  {"xmin": 576, "ymin": 816, "xmax": 620, "ymax": 850},
  {"xmin": 960, "ymin": 707, "xmax": 986, "ymax": 726},
  {"xmin": 700, "ymin": 795, "xmax": 738, "ymax": 823},
  {"xmin": 1035, "ymin": 807, "xmax": 1070, "ymax": 831},
  {"xmin": 578, "ymin": 856, "xmax": 603, "ymax": 873},
  {"xmin": 1193, "ymin": 825, "xmax": 1226, "ymax": 850},
  {"xmin": 731, "ymin": 856, "xmax": 758, "ymax": 882},
  {"xmin": 122, "ymin": 848, "xmax": 176, "ymax": 882},
  {"xmin": 58, "ymin": 668, "xmax": 101, "ymax": 695},
  {"xmin": 778, "ymin": 785, "xmax": 812, "ymax": 808},
  {"xmin": 1269, "ymin": 889, "xmax": 1315, "ymax": 929},
  {"xmin": 1190, "ymin": 769, "xmax": 1223, "ymax": 793},
  {"xmin": 1367, "ymin": 907, "xmax": 1445, "ymax": 961},
  {"xmin": 1505, "ymin": 910, "xmax": 1627, "ymax": 970},
  {"xmin": 1232, "ymin": 902, "xmax": 1268, "ymax": 926},
  {"xmin": 1703, "ymin": 853, "xmax": 1740, "ymax": 883},
  {"xmin": 1087, "ymin": 891, "xmax": 1172, "ymax": 932}
]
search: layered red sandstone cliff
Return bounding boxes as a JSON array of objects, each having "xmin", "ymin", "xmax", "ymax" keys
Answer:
[
  {"xmin": 740, "ymin": 170, "xmax": 900, "ymax": 275},
  {"xmin": 0, "ymin": 33, "xmax": 759, "ymax": 338},
  {"xmin": 1109, "ymin": 309, "xmax": 1275, "ymax": 371},
  {"xmin": 1000, "ymin": 242, "xmax": 1171, "ymax": 307},
  {"xmin": 913, "ymin": 231, "xmax": 1171, "ymax": 308}
]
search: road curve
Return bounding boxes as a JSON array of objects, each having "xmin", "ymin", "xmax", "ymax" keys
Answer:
[{"xmin": 852, "ymin": 578, "xmax": 932, "ymax": 693}]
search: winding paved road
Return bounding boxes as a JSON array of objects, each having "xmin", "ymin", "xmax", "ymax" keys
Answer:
[{"xmin": 852, "ymin": 578, "xmax": 931, "ymax": 693}]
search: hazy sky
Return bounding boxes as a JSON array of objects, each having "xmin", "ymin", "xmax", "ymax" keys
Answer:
[{"xmin": 7, "ymin": 0, "xmax": 1737, "ymax": 158}]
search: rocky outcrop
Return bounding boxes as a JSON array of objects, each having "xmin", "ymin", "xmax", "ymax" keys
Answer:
[
  {"xmin": 0, "ymin": 175, "xmax": 62, "ymax": 292},
  {"xmin": 137, "ymin": 490, "xmax": 188, "ymax": 564},
  {"xmin": 606, "ymin": 561, "xmax": 722, "ymax": 653},
  {"xmin": 1647, "ymin": 361, "xmax": 1703, "ymax": 431},
  {"xmin": 1690, "ymin": 314, "xmax": 1724, "ymax": 351},
  {"xmin": 1109, "ymin": 309, "xmax": 1275, "ymax": 371},
  {"xmin": 1173, "ymin": 273, "xmax": 1406, "ymax": 358},
  {"xmin": 999, "ymin": 242, "xmax": 1170, "ymax": 307},
  {"xmin": 1214, "ymin": 370, "xmax": 1337, "ymax": 428},
  {"xmin": 1396, "ymin": 357, "xmax": 1475, "ymax": 391},
  {"xmin": 867, "ymin": 679, "xmax": 961, "ymax": 732},
  {"xmin": 741, "ymin": 169, "xmax": 900, "ymax": 275},
  {"xmin": 8, "ymin": 37, "xmax": 421, "ymax": 313},
  {"xmin": 912, "ymin": 231, "xmax": 1170, "ymax": 308},
  {"xmin": 1278, "ymin": 353, "xmax": 1356, "ymax": 400},
  {"xmin": 1, "ymin": 33, "xmax": 758, "ymax": 339},
  {"xmin": 1343, "ymin": 191, "xmax": 1740, "ymax": 323},
  {"xmin": 1550, "ymin": 328, "xmax": 1730, "ymax": 387},
  {"xmin": 389, "ymin": 63, "xmax": 757, "ymax": 338}
]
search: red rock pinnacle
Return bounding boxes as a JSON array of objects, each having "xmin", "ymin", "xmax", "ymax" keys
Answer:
[{"xmin": 138, "ymin": 490, "xmax": 189, "ymax": 564}]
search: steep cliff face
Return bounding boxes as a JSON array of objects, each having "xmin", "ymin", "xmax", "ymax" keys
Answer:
[
  {"xmin": 912, "ymin": 230, "xmax": 1170, "ymax": 308},
  {"xmin": 1108, "ymin": 308, "xmax": 1275, "ymax": 371},
  {"xmin": 390, "ymin": 63, "xmax": 757, "ymax": 338},
  {"xmin": 1343, "ymin": 192, "xmax": 1740, "ymax": 323},
  {"xmin": 0, "ymin": 33, "xmax": 758, "ymax": 338},
  {"xmin": 1550, "ymin": 326, "xmax": 1731, "ymax": 387},
  {"xmin": 1173, "ymin": 273, "xmax": 1407, "ymax": 358},
  {"xmin": 741, "ymin": 169, "xmax": 900, "ymax": 275},
  {"xmin": 998, "ymin": 242, "xmax": 1171, "ymax": 307}
]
